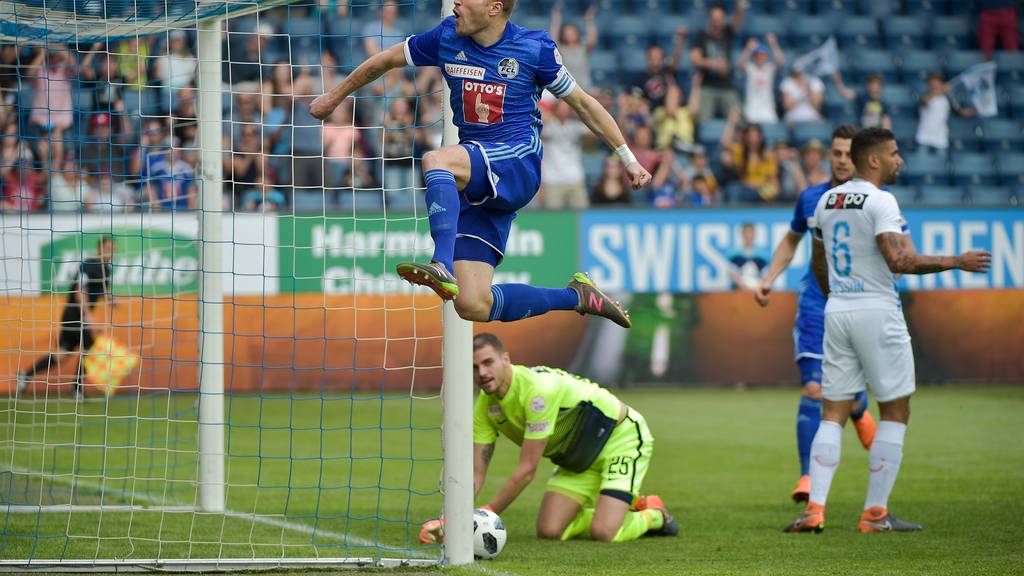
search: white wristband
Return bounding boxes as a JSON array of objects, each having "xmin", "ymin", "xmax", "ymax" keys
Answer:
[{"xmin": 615, "ymin": 144, "xmax": 637, "ymax": 166}]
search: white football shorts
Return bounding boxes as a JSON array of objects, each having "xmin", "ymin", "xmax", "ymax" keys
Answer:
[{"xmin": 822, "ymin": 308, "xmax": 916, "ymax": 403}]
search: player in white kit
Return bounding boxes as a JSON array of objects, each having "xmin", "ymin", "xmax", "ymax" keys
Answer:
[{"xmin": 783, "ymin": 127, "xmax": 991, "ymax": 534}]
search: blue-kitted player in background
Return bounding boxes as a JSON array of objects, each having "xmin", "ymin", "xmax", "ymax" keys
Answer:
[
  {"xmin": 311, "ymin": 0, "xmax": 648, "ymax": 328},
  {"xmin": 754, "ymin": 124, "xmax": 878, "ymax": 502}
]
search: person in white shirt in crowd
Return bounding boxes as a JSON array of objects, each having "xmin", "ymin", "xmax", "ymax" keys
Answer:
[
  {"xmin": 780, "ymin": 65, "xmax": 825, "ymax": 124},
  {"xmin": 550, "ymin": 4, "xmax": 598, "ymax": 93},
  {"xmin": 740, "ymin": 34, "xmax": 784, "ymax": 124},
  {"xmin": 154, "ymin": 30, "xmax": 198, "ymax": 105},
  {"xmin": 541, "ymin": 100, "xmax": 590, "ymax": 210},
  {"xmin": 915, "ymin": 72, "xmax": 975, "ymax": 156}
]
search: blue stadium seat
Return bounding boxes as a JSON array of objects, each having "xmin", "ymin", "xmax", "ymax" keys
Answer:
[
  {"xmin": 948, "ymin": 117, "xmax": 982, "ymax": 152},
  {"xmin": 903, "ymin": 152, "xmax": 948, "ymax": 186},
  {"xmin": 968, "ymin": 186, "xmax": 1015, "ymax": 207},
  {"xmin": 996, "ymin": 153, "xmax": 1024, "ymax": 187},
  {"xmin": 699, "ymin": 119, "xmax": 729, "ymax": 147},
  {"xmin": 342, "ymin": 191, "xmax": 386, "ymax": 212},
  {"xmin": 902, "ymin": 0, "xmax": 944, "ymax": 18},
  {"xmin": 760, "ymin": 122, "xmax": 789, "ymax": 145},
  {"xmin": 835, "ymin": 16, "xmax": 880, "ymax": 49},
  {"xmin": 881, "ymin": 84, "xmax": 915, "ymax": 115},
  {"xmin": 588, "ymin": 51, "xmax": 619, "ymax": 86},
  {"xmin": 887, "ymin": 185, "xmax": 919, "ymax": 207},
  {"xmin": 897, "ymin": 50, "xmax": 942, "ymax": 85},
  {"xmin": 1010, "ymin": 84, "xmax": 1024, "ymax": 120},
  {"xmin": 891, "ymin": 117, "xmax": 918, "ymax": 150},
  {"xmin": 654, "ymin": 15, "xmax": 692, "ymax": 45},
  {"xmin": 792, "ymin": 122, "xmax": 832, "ymax": 146},
  {"xmin": 994, "ymin": 52, "xmax": 1024, "ymax": 87},
  {"xmin": 817, "ymin": 0, "xmax": 860, "ymax": 22},
  {"xmin": 292, "ymin": 191, "xmax": 327, "ymax": 213},
  {"xmin": 850, "ymin": 49, "xmax": 899, "ymax": 84},
  {"xmin": 770, "ymin": 0, "xmax": 812, "ymax": 19},
  {"xmin": 884, "ymin": 16, "xmax": 927, "ymax": 50},
  {"xmin": 608, "ymin": 14, "xmax": 653, "ymax": 45},
  {"xmin": 944, "ymin": 50, "xmax": 986, "ymax": 76},
  {"xmin": 931, "ymin": 16, "xmax": 971, "ymax": 51},
  {"xmin": 742, "ymin": 15, "xmax": 786, "ymax": 42},
  {"xmin": 980, "ymin": 119, "xmax": 1024, "ymax": 153},
  {"xmin": 952, "ymin": 153, "xmax": 997, "ymax": 186},
  {"xmin": 385, "ymin": 189, "xmax": 425, "ymax": 212},
  {"xmin": 790, "ymin": 16, "xmax": 831, "ymax": 51},
  {"xmin": 919, "ymin": 185, "xmax": 965, "ymax": 206}
]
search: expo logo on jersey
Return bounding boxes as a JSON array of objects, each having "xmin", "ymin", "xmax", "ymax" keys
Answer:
[
  {"xmin": 826, "ymin": 192, "xmax": 867, "ymax": 210},
  {"xmin": 463, "ymin": 80, "xmax": 506, "ymax": 125}
]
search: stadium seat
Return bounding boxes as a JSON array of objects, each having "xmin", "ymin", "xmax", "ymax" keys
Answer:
[
  {"xmin": 902, "ymin": 0, "xmax": 943, "ymax": 18},
  {"xmin": 1010, "ymin": 84, "xmax": 1024, "ymax": 120},
  {"xmin": 980, "ymin": 119, "xmax": 1024, "ymax": 153},
  {"xmin": 897, "ymin": 50, "xmax": 943, "ymax": 85},
  {"xmin": 881, "ymin": 84, "xmax": 915, "ymax": 116},
  {"xmin": 342, "ymin": 190, "xmax": 386, "ymax": 212},
  {"xmin": 887, "ymin": 185, "xmax": 919, "ymax": 207},
  {"xmin": 654, "ymin": 15, "xmax": 691, "ymax": 45},
  {"xmin": 884, "ymin": 16, "xmax": 927, "ymax": 50},
  {"xmin": 835, "ymin": 16, "xmax": 879, "ymax": 49},
  {"xmin": 951, "ymin": 153, "xmax": 997, "ymax": 186},
  {"xmin": 582, "ymin": 152, "xmax": 606, "ymax": 188},
  {"xmin": 903, "ymin": 152, "xmax": 948, "ymax": 186},
  {"xmin": 891, "ymin": 117, "xmax": 918, "ymax": 151},
  {"xmin": 919, "ymin": 185, "xmax": 964, "ymax": 206},
  {"xmin": 292, "ymin": 190, "xmax": 327, "ymax": 213},
  {"xmin": 931, "ymin": 16, "xmax": 972, "ymax": 51},
  {"xmin": 850, "ymin": 49, "xmax": 899, "ymax": 84},
  {"xmin": 996, "ymin": 153, "xmax": 1024, "ymax": 187},
  {"xmin": 770, "ymin": 0, "xmax": 812, "ymax": 19},
  {"xmin": 588, "ymin": 51, "xmax": 619, "ymax": 86},
  {"xmin": 945, "ymin": 50, "xmax": 986, "ymax": 76},
  {"xmin": 792, "ymin": 122, "xmax": 831, "ymax": 146},
  {"xmin": 968, "ymin": 186, "xmax": 1015, "ymax": 207},
  {"xmin": 385, "ymin": 189, "xmax": 425, "ymax": 212},
  {"xmin": 699, "ymin": 119, "xmax": 729, "ymax": 147},
  {"xmin": 790, "ymin": 16, "xmax": 831, "ymax": 51},
  {"xmin": 994, "ymin": 52, "xmax": 1024, "ymax": 85},
  {"xmin": 742, "ymin": 15, "xmax": 786, "ymax": 42},
  {"xmin": 607, "ymin": 14, "xmax": 652, "ymax": 45},
  {"xmin": 760, "ymin": 122, "xmax": 789, "ymax": 146},
  {"xmin": 948, "ymin": 117, "xmax": 982, "ymax": 152},
  {"xmin": 817, "ymin": 0, "xmax": 860, "ymax": 22}
]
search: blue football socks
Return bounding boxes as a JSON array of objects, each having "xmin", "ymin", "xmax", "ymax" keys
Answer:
[
  {"xmin": 424, "ymin": 169, "xmax": 460, "ymax": 275},
  {"xmin": 487, "ymin": 284, "xmax": 579, "ymax": 322},
  {"xmin": 797, "ymin": 396, "xmax": 823, "ymax": 476}
]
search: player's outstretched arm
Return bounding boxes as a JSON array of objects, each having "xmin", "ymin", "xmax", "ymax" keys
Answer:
[
  {"xmin": 811, "ymin": 237, "xmax": 829, "ymax": 297},
  {"xmin": 877, "ymin": 232, "xmax": 992, "ymax": 275},
  {"xmin": 485, "ymin": 438, "xmax": 546, "ymax": 514},
  {"xmin": 562, "ymin": 86, "xmax": 652, "ymax": 190},
  {"xmin": 756, "ymin": 230, "xmax": 803, "ymax": 307},
  {"xmin": 310, "ymin": 42, "xmax": 408, "ymax": 120}
]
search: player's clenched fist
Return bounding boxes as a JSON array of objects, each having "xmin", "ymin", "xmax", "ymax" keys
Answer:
[
  {"xmin": 754, "ymin": 281, "xmax": 772, "ymax": 307},
  {"xmin": 625, "ymin": 162, "xmax": 652, "ymax": 190},
  {"xmin": 956, "ymin": 250, "xmax": 992, "ymax": 273},
  {"xmin": 309, "ymin": 94, "xmax": 337, "ymax": 121}
]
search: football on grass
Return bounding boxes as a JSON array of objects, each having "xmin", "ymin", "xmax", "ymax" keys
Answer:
[{"xmin": 472, "ymin": 508, "xmax": 507, "ymax": 559}]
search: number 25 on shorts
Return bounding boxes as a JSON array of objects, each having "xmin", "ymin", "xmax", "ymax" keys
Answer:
[{"xmin": 607, "ymin": 456, "xmax": 632, "ymax": 476}]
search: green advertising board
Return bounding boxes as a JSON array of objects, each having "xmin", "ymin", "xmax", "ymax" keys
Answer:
[
  {"xmin": 40, "ymin": 226, "xmax": 198, "ymax": 296},
  {"xmin": 278, "ymin": 212, "xmax": 577, "ymax": 294}
]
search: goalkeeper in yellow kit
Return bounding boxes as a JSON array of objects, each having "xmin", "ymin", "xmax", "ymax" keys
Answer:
[{"xmin": 422, "ymin": 333, "xmax": 677, "ymax": 543}]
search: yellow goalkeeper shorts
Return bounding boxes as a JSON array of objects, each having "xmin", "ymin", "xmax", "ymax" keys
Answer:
[{"xmin": 545, "ymin": 407, "xmax": 654, "ymax": 506}]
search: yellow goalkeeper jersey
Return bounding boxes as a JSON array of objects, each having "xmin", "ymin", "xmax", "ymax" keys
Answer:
[{"xmin": 472, "ymin": 365, "xmax": 622, "ymax": 461}]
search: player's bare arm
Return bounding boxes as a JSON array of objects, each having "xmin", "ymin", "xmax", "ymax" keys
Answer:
[
  {"xmin": 562, "ymin": 86, "xmax": 652, "ymax": 190},
  {"xmin": 876, "ymin": 232, "xmax": 992, "ymax": 275},
  {"xmin": 486, "ymin": 438, "xmax": 547, "ymax": 514},
  {"xmin": 310, "ymin": 42, "xmax": 408, "ymax": 120},
  {"xmin": 756, "ymin": 230, "xmax": 804, "ymax": 307},
  {"xmin": 473, "ymin": 442, "xmax": 495, "ymax": 498},
  {"xmin": 811, "ymin": 237, "xmax": 829, "ymax": 297}
]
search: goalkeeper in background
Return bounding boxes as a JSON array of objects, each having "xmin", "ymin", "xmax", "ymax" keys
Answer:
[
  {"xmin": 17, "ymin": 236, "xmax": 115, "ymax": 401},
  {"xmin": 421, "ymin": 333, "xmax": 677, "ymax": 543}
]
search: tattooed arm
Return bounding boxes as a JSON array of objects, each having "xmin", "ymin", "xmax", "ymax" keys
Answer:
[
  {"xmin": 473, "ymin": 443, "xmax": 495, "ymax": 498},
  {"xmin": 876, "ymin": 233, "xmax": 992, "ymax": 275}
]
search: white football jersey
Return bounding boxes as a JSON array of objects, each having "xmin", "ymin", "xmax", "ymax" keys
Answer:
[{"xmin": 810, "ymin": 179, "xmax": 908, "ymax": 313}]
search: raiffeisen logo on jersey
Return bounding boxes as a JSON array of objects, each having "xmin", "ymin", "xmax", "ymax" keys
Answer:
[
  {"xmin": 826, "ymin": 192, "xmax": 867, "ymax": 210},
  {"xmin": 444, "ymin": 62, "xmax": 485, "ymax": 80}
]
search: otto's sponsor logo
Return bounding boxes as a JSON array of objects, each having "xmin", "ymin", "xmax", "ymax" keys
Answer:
[
  {"xmin": 462, "ymin": 80, "xmax": 506, "ymax": 125},
  {"xmin": 826, "ymin": 192, "xmax": 867, "ymax": 210},
  {"xmin": 444, "ymin": 62, "xmax": 485, "ymax": 79}
]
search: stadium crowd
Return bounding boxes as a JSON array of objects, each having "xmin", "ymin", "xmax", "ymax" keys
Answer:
[{"xmin": 0, "ymin": 0, "xmax": 1020, "ymax": 213}]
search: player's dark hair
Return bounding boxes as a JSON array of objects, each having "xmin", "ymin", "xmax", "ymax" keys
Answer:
[
  {"xmin": 850, "ymin": 127, "xmax": 896, "ymax": 171},
  {"xmin": 473, "ymin": 333, "xmax": 505, "ymax": 354},
  {"xmin": 830, "ymin": 123, "xmax": 858, "ymax": 144},
  {"xmin": 97, "ymin": 235, "xmax": 115, "ymax": 248},
  {"xmin": 707, "ymin": 2, "xmax": 726, "ymax": 14}
]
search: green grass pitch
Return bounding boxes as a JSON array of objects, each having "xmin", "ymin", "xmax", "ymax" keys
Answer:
[{"xmin": 1, "ymin": 386, "xmax": 1022, "ymax": 575}]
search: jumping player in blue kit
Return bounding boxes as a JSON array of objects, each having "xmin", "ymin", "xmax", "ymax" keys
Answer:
[
  {"xmin": 311, "ymin": 0, "xmax": 648, "ymax": 328},
  {"xmin": 755, "ymin": 124, "xmax": 878, "ymax": 502}
]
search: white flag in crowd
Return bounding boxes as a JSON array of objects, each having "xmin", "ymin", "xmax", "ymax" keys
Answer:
[
  {"xmin": 948, "ymin": 61, "xmax": 999, "ymax": 118},
  {"xmin": 793, "ymin": 36, "xmax": 840, "ymax": 77}
]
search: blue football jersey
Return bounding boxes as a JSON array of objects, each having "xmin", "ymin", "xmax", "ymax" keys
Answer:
[
  {"xmin": 405, "ymin": 17, "xmax": 577, "ymax": 147},
  {"xmin": 790, "ymin": 181, "xmax": 831, "ymax": 314}
]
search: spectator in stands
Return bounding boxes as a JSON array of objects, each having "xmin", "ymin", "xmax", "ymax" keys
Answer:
[
  {"xmin": 225, "ymin": 123, "xmax": 271, "ymax": 207},
  {"xmin": 721, "ymin": 110, "xmax": 779, "ymax": 202},
  {"xmin": 323, "ymin": 98, "xmax": 358, "ymax": 188},
  {"xmin": 690, "ymin": 1, "xmax": 745, "ymax": 121},
  {"xmin": 629, "ymin": 125, "xmax": 677, "ymax": 206},
  {"xmin": 739, "ymin": 34, "xmax": 784, "ymax": 124},
  {"xmin": 729, "ymin": 223, "xmax": 768, "ymax": 291},
  {"xmin": 654, "ymin": 72, "xmax": 701, "ymax": 153},
  {"xmin": 780, "ymin": 65, "xmax": 824, "ymax": 124},
  {"xmin": 172, "ymin": 87, "xmax": 198, "ymax": 148},
  {"xmin": 114, "ymin": 36, "xmax": 154, "ymax": 116},
  {"xmin": 363, "ymin": 0, "xmax": 404, "ymax": 57},
  {"xmin": 228, "ymin": 82, "xmax": 263, "ymax": 144},
  {"xmin": 227, "ymin": 21, "xmax": 281, "ymax": 84},
  {"xmin": 79, "ymin": 108, "xmax": 133, "ymax": 182},
  {"xmin": 49, "ymin": 154, "xmax": 84, "ymax": 212},
  {"xmin": 682, "ymin": 144, "xmax": 721, "ymax": 197},
  {"xmin": 591, "ymin": 156, "xmax": 630, "ymax": 206},
  {"xmin": 262, "ymin": 62, "xmax": 294, "ymax": 161},
  {"xmin": 90, "ymin": 46, "xmax": 125, "ymax": 112},
  {"xmin": 27, "ymin": 48, "xmax": 74, "ymax": 139},
  {"xmin": 154, "ymin": 30, "xmax": 197, "ymax": 106},
  {"xmin": 639, "ymin": 28, "xmax": 688, "ymax": 112},
  {"xmin": 833, "ymin": 72, "xmax": 891, "ymax": 129},
  {"xmin": 978, "ymin": 0, "xmax": 1019, "ymax": 60},
  {"xmin": 382, "ymin": 97, "xmax": 417, "ymax": 193},
  {"xmin": 550, "ymin": 4, "xmax": 598, "ymax": 93},
  {"xmin": 540, "ymin": 99, "xmax": 589, "ymax": 210},
  {"xmin": 1, "ymin": 159, "xmax": 46, "ymax": 212},
  {"xmin": 617, "ymin": 88, "xmax": 653, "ymax": 142},
  {"xmin": 83, "ymin": 173, "xmax": 133, "ymax": 212},
  {"xmin": 242, "ymin": 188, "xmax": 285, "ymax": 212},
  {"xmin": 778, "ymin": 138, "xmax": 828, "ymax": 199},
  {"xmin": 0, "ymin": 43, "xmax": 18, "ymax": 91},
  {"xmin": 916, "ymin": 72, "xmax": 975, "ymax": 156},
  {"xmin": 687, "ymin": 174, "xmax": 719, "ymax": 206}
]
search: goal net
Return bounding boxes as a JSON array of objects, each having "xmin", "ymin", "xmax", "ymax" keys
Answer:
[{"xmin": 0, "ymin": 0, "xmax": 471, "ymax": 570}]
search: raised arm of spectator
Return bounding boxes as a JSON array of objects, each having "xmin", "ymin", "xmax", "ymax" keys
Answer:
[
  {"xmin": 832, "ymin": 70, "xmax": 856, "ymax": 101},
  {"xmin": 687, "ymin": 71, "xmax": 703, "ymax": 116},
  {"xmin": 766, "ymin": 33, "xmax": 785, "ymax": 67},
  {"xmin": 549, "ymin": 5, "xmax": 562, "ymax": 44},
  {"xmin": 584, "ymin": 5, "xmax": 599, "ymax": 53},
  {"xmin": 652, "ymin": 149, "xmax": 675, "ymax": 189},
  {"xmin": 731, "ymin": 0, "xmax": 746, "ymax": 31},
  {"xmin": 739, "ymin": 38, "xmax": 757, "ymax": 71},
  {"xmin": 720, "ymin": 107, "xmax": 741, "ymax": 149},
  {"xmin": 668, "ymin": 26, "xmax": 687, "ymax": 72}
]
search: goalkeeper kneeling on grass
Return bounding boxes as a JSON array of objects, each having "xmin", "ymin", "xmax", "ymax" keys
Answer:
[{"xmin": 421, "ymin": 333, "xmax": 677, "ymax": 544}]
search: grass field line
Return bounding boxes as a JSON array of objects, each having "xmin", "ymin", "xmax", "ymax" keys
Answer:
[
  {"xmin": 463, "ymin": 562, "xmax": 522, "ymax": 576},
  {"xmin": 1, "ymin": 464, "xmax": 435, "ymax": 557}
]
